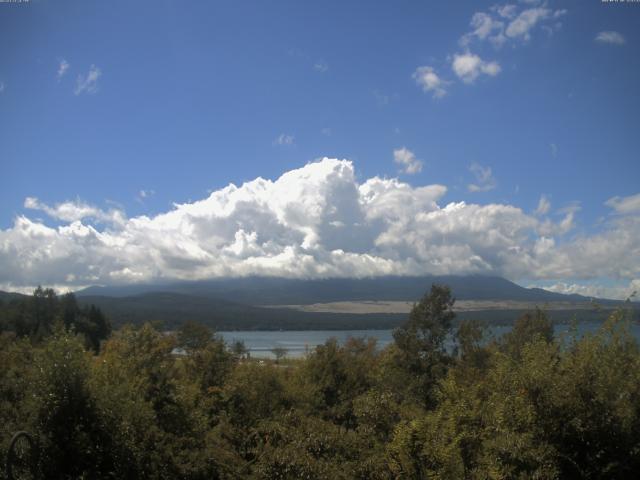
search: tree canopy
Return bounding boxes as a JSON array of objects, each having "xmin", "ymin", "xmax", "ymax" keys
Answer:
[{"xmin": 1, "ymin": 285, "xmax": 639, "ymax": 479}]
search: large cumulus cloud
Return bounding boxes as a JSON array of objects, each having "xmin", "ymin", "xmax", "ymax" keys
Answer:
[{"xmin": 1, "ymin": 159, "xmax": 639, "ymax": 295}]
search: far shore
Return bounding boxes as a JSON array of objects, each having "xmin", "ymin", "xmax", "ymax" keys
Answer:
[{"xmin": 262, "ymin": 300, "xmax": 612, "ymax": 315}]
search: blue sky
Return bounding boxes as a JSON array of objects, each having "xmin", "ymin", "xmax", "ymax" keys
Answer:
[{"xmin": 1, "ymin": 0, "xmax": 639, "ymax": 298}]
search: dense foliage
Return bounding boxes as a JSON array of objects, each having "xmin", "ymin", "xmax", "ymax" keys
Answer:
[{"xmin": 1, "ymin": 285, "xmax": 639, "ymax": 479}]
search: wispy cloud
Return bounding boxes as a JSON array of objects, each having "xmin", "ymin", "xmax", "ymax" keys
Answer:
[
  {"xmin": 505, "ymin": 7, "xmax": 552, "ymax": 40},
  {"xmin": 57, "ymin": 59, "xmax": 70, "ymax": 80},
  {"xmin": 412, "ymin": 66, "xmax": 447, "ymax": 99},
  {"xmin": 0, "ymin": 82, "xmax": 4, "ymax": 94},
  {"xmin": 495, "ymin": 4, "xmax": 517, "ymax": 20},
  {"xmin": 372, "ymin": 89, "xmax": 391, "ymax": 106},
  {"xmin": 535, "ymin": 194, "xmax": 551, "ymax": 216},
  {"xmin": 321, "ymin": 127, "xmax": 332, "ymax": 136},
  {"xmin": 313, "ymin": 60, "xmax": 328, "ymax": 73},
  {"xmin": 393, "ymin": 147, "xmax": 423, "ymax": 175},
  {"xmin": 460, "ymin": 12, "xmax": 505, "ymax": 47},
  {"xmin": 452, "ymin": 52, "xmax": 501, "ymax": 84},
  {"xmin": 273, "ymin": 133, "xmax": 295, "ymax": 146},
  {"xmin": 24, "ymin": 196, "xmax": 125, "ymax": 226},
  {"xmin": 137, "ymin": 189, "xmax": 155, "ymax": 202},
  {"xmin": 606, "ymin": 193, "xmax": 640, "ymax": 215},
  {"xmin": 595, "ymin": 31, "xmax": 625, "ymax": 45},
  {"xmin": 557, "ymin": 202, "xmax": 581, "ymax": 234},
  {"xmin": 468, "ymin": 162, "xmax": 497, "ymax": 192},
  {"xmin": 74, "ymin": 65, "xmax": 101, "ymax": 95},
  {"xmin": 462, "ymin": 4, "xmax": 566, "ymax": 47},
  {"xmin": 288, "ymin": 49, "xmax": 330, "ymax": 73}
]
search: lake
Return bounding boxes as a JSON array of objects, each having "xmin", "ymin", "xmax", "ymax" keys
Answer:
[{"xmin": 219, "ymin": 321, "xmax": 640, "ymax": 359}]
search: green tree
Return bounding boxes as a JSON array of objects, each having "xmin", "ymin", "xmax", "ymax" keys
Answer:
[
  {"xmin": 177, "ymin": 320, "xmax": 212, "ymax": 351},
  {"xmin": 90, "ymin": 323, "xmax": 238, "ymax": 478},
  {"xmin": 392, "ymin": 284, "xmax": 455, "ymax": 407},
  {"xmin": 231, "ymin": 339, "xmax": 249, "ymax": 359},
  {"xmin": 186, "ymin": 334, "xmax": 236, "ymax": 392},
  {"xmin": 29, "ymin": 286, "xmax": 57, "ymax": 339},
  {"xmin": 75, "ymin": 304, "xmax": 112, "ymax": 352},
  {"xmin": 453, "ymin": 319, "xmax": 492, "ymax": 382},
  {"xmin": 297, "ymin": 337, "xmax": 379, "ymax": 428},
  {"xmin": 271, "ymin": 346, "xmax": 288, "ymax": 363},
  {"xmin": 28, "ymin": 326, "xmax": 108, "ymax": 478},
  {"xmin": 387, "ymin": 310, "xmax": 640, "ymax": 479},
  {"xmin": 224, "ymin": 362, "xmax": 289, "ymax": 428},
  {"xmin": 500, "ymin": 307, "xmax": 554, "ymax": 359}
]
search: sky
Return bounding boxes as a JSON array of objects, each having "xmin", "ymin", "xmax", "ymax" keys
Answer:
[{"xmin": 0, "ymin": 0, "xmax": 639, "ymax": 299}]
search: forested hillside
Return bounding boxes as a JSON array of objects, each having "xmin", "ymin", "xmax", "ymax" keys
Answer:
[{"xmin": 1, "ymin": 286, "xmax": 639, "ymax": 479}]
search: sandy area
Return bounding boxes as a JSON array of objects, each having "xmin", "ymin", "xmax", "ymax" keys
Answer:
[{"xmin": 262, "ymin": 300, "xmax": 598, "ymax": 315}]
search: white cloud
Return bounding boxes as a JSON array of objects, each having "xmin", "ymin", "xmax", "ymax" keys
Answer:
[
  {"xmin": 452, "ymin": 52, "xmax": 501, "ymax": 84},
  {"xmin": 535, "ymin": 194, "xmax": 551, "ymax": 216},
  {"xmin": 2, "ymin": 159, "xmax": 640, "ymax": 293},
  {"xmin": 550, "ymin": 143, "xmax": 558, "ymax": 158},
  {"xmin": 393, "ymin": 147, "xmax": 423, "ymax": 175},
  {"xmin": 137, "ymin": 189, "xmax": 155, "ymax": 202},
  {"xmin": 24, "ymin": 196, "xmax": 126, "ymax": 226},
  {"xmin": 74, "ymin": 65, "xmax": 101, "ymax": 95},
  {"xmin": 57, "ymin": 59, "xmax": 70, "ymax": 79},
  {"xmin": 606, "ymin": 193, "xmax": 640, "ymax": 215},
  {"xmin": 468, "ymin": 162, "xmax": 497, "ymax": 192},
  {"xmin": 470, "ymin": 12, "xmax": 503, "ymax": 39},
  {"xmin": 460, "ymin": 12, "xmax": 505, "ymax": 46},
  {"xmin": 415, "ymin": 4, "xmax": 567, "ymax": 97},
  {"xmin": 321, "ymin": 127, "xmax": 332, "ymax": 136},
  {"xmin": 495, "ymin": 4, "xmax": 518, "ymax": 20},
  {"xmin": 412, "ymin": 66, "xmax": 447, "ymax": 99},
  {"xmin": 313, "ymin": 60, "xmax": 328, "ymax": 73},
  {"xmin": 538, "ymin": 279, "xmax": 640, "ymax": 301},
  {"xmin": 273, "ymin": 134, "xmax": 295, "ymax": 146},
  {"xmin": 595, "ymin": 31, "xmax": 625, "ymax": 45},
  {"xmin": 0, "ymin": 82, "xmax": 5, "ymax": 93},
  {"xmin": 557, "ymin": 203, "xmax": 580, "ymax": 235},
  {"xmin": 461, "ymin": 4, "xmax": 566, "ymax": 48},
  {"xmin": 537, "ymin": 202, "xmax": 579, "ymax": 237},
  {"xmin": 553, "ymin": 9, "xmax": 567, "ymax": 19},
  {"xmin": 505, "ymin": 7, "xmax": 551, "ymax": 40}
]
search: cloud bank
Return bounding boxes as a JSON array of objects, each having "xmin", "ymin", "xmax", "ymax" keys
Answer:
[{"xmin": 1, "ymin": 159, "xmax": 639, "ymax": 296}]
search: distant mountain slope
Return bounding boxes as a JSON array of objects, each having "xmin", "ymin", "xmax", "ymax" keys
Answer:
[
  {"xmin": 73, "ymin": 275, "xmax": 634, "ymax": 330},
  {"xmin": 77, "ymin": 291, "xmax": 407, "ymax": 330},
  {"xmin": 76, "ymin": 275, "xmax": 601, "ymax": 305},
  {"xmin": 0, "ymin": 291, "xmax": 28, "ymax": 303},
  {"xmin": 76, "ymin": 291, "xmax": 632, "ymax": 331},
  {"xmin": 3, "ymin": 275, "xmax": 636, "ymax": 331}
]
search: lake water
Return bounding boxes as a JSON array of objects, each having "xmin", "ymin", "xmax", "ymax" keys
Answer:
[{"xmin": 219, "ymin": 322, "xmax": 640, "ymax": 359}]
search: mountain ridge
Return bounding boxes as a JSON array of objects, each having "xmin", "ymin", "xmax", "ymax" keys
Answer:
[
  {"xmin": 3, "ymin": 276, "xmax": 634, "ymax": 331},
  {"xmin": 74, "ymin": 275, "xmax": 604, "ymax": 305}
]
